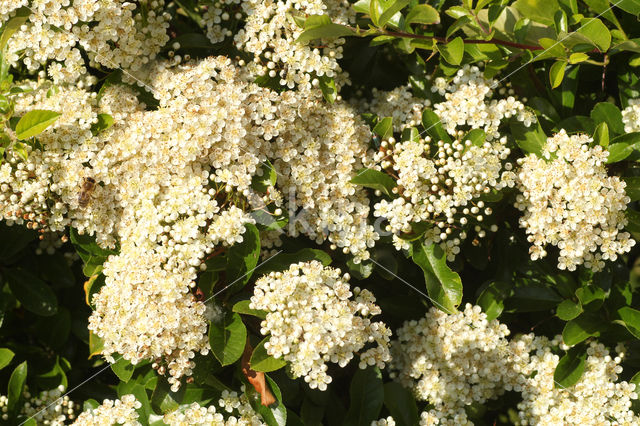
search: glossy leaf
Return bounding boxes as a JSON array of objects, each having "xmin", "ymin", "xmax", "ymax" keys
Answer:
[
  {"xmin": 296, "ymin": 15, "xmax": 355, "ymax": 44},
  {"xmin": 351, "ymin": 168, "xmax": 396, "ymax": 197},
  {"xmin": 7, "ymin": 361, "xmax": 27, "ymax": 413},
  {"xmin": 372, "ymin": 117, "xmax": 393, "ymax": 139},
  {"xmin": 209, "ymin": 312, "xmax": 247, "ymax": 366},
  {"xmin": 576, "ymin": 18, "xmax": 611, "ymax": 52},
  {"xmin": 250, "ymin": 338, "xmax": 287, "ymax": 372},
  {"xmin": 510, "ymin": 117, "xmax": 546, "ymax": 157},
  {"xmin": 549, "ymin": 60, "xmax": 566, "ymax": 89},
  {"xmin": 437, "ymin": 37, "xmax": 464, "ymax": 65},
  {"xmin": 378, "ymin": 0, "xmax": 409, "ymax": 27},
  {"xmin": 411, "ymin": 242, "xmax": 462, "ymax": 314},
  {"xmin": 111, "ymin": 356, "xmax": 135, "ymax": 383},
  {"xmin": 232, "ymin": 300, "xmax": 267, "ymax": 319},
  {"xmin": 562, "ymin": 314, "xmax": 602, "ymax": 346},
  {"xmin": 617, "ymin": 307, "xmax": 640, "ymax": 339},
  {"xmin": 556, "ymin": 299, "xmax": 583, "ymax": 321},
  {"xmin": 421, "ymin": 109, "xmax": 452, "ymax": 144},
  {"xmin": 0, "ymin": 348, "xmax": 14, "ymax": 370},
  {"xmin": 590, "ymin": 102, "xmax": 624, "ymax": 135},
  {"xmin": 554, "ymin": 346, "xmax": 586, "ymax": 389},
  {"xmin": 15, "ymin": 110, "xmax": 61, "ymax": 140},
  {"xmin": 344, "ymin": 367, "xmax": 384, "ymax": 426},
  {"xmin": 225, "ymin": 224, "xmax": 260, "ymax": 293},
  {"xmin": 405, "ymin": 4, "xmax": 440, "ymax": 25}
]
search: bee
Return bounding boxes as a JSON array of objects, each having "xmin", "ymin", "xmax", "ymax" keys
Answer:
[{"xmin": 78, "ymin": 177, "xmax": 96, "ymax": 208}]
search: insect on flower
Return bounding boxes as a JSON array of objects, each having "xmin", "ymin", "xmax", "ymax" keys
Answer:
[{"xmin": 78, "ymin": 177, "xmax": 97, "ymax": 208}]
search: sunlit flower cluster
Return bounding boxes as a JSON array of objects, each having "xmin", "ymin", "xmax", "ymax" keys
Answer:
[
  {"xmin": 162, "ymin": 389, "xmax": 265, "ymax": 425},
  {"xmin": 391, "ymin": 305, "xmax": 640, "ymax": 426},
  {"xmin": 515, "ymin": 130, "xmax": 635, "ymax": 271},
  {"xmin": 250, "ymin": 260, "xmax": 391, "ymax": 390},
  {"xmin": 1, "ymin": 0, "xmax": 170, "ymax": 84},
  {"xmin": 72, "ymin": 394, "xmax": 141, "ymax": 426},
  {"xmin": 432, "ymin": 66, "xmax": 535, "ymax": 139},
  {"xmin": 622, "ymin": 98, "xmax": 640, "ymax": 133},
  {"xmin": 361, "ymin": 85, "xmax": 432, "ymax": 131},
  {"xmin": 511, "ymin": 336, "xmax": 639, "ymax": 425},
  {"xmin": 390, "ymin": 305, "xmax": 516, "ymax": 424},
  {"xmin": 234, "ymin": 0, "xmax": 354, "ymax": 89}
]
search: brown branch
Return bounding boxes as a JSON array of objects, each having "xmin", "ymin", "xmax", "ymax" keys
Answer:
[{"xmin": 380, "ymin": 29, "xmax": 544, "ymax": 51}]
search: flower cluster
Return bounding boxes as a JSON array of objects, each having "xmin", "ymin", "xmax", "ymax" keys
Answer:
[
  {"xmin": 512, "ymin": 336, "xmax": 639, "ymax": 425},
  {"xmin": 515, "ymin": 130, "xmax": 635, "ymax": 271},
  {"xmin": 390, "ymin": 305, "xmax": 516, "ymax": 424},
  {"xmin": 234, "ymin": 0, "xmax": 354, "ymax": 90},
  {"xmin": 370, "ymin": 66, "xmax": 530, "ymax": 259},
  {"xmin": 2, "ymin": 0, "xmax": 170, "ymax": 84},
  {"xmin": 0, "ymin": 385, "xmax": 78, "ymax": 425},
  {"xmin": 622, "ymin": 98, "xmax": 640, "ymax": 133},
  {"xmin": 162, "ymin": 389, "xmax": 265, "ymax": 425},
  {"xmin": 432, "ymin": 66, "xmax": 534, "ymax": 139},
  {"xmin": 250, "ymin": 261, "xmax": 392, "ymax": 390},
  {"xmin": 360, "ymin": 85, "xmax": 432, "ymax": 131},
  {"xmin": 391, "ymin": 305, "xmax": 640, "ymax": 425},
  {"xmin": 72, "ymin": 394, "xmax": 141, "ymax": 426}
]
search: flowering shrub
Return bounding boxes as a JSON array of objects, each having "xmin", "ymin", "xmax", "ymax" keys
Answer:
[{"xmin": 1, "ymin": 0, "xmax": 640, "ymax": 425}]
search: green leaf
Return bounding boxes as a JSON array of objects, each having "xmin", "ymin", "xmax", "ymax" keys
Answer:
[
  {"xmin": 421, "ymin": 108, "xmax": 452, "ymax": 144},
  {"xmin": 225, "ymin": 223, "xmax": 260, "ymax": 293},
  {"xmin": 590, "ymin": 102, "xmax": 624, "ymax": 135},
  {"xmin": 477, "ymin": 281, "xmax": 511, "ymax": 321},
  {"xmin": 513, "ymin": 0, "xmax": 560, "ymax": 25},
  {"xmin": 383, "ymin": 382, "xmax": 419, "ymax": 426},
  {"xmin": 372, "ymin": 116, "xmax": 393, "ymax": 139},
  {"xmin": 0, "ymin": 348, "xmax": 15, "ymax": 370},
  {"xmin": 556, "ymin": 299, "xmax": 583, "ymax": 321},
  {"xmin": 510, "ymin": 117, "xmax": 546, "ymax": 157},
  {"xmin": 378, "ymin": 0, "xmax": 409, "ymax": 27},
  {"xmin": 208, "ymin": 312, "xmax": 247, "ymax": 366},
  {"xmin": 344, "ymin": 367, "xmax": 384, "ymax": 426},
  {"xmin": 250, "ymin": 337, "xmax": 288, "ymax": 372},
  {"xmin": 89, "ymin": 332, "xmax": 105, "ymax": 359},
  {"xmin": 562, "ymin": 314, "xmax": 602, "ymax": 346},
  {"xmin": 462, "ymin": 128, "xmax": 486, "ymax": 148},
  {"xmin": 405, "ymin": 4, "xmax": 440, "ymax": 25},
  {"xmin": 554, "ymin": 346, "xmax": 586, "ymax": 389},
  {"xmin": 6, "ymin": 267, "xmax": 58, "ymax": 316},
  {"xmin": 568, "ymin": 52, "xmax": 589, "ymax": 64},
  {"xmin": 350, "ymin": 168, "xmax": 396, "ymax": 197},
  {"xmin": 296, "ymin": 15, "xmax": 356, "ymax": 44},
  {"xmin": 549, "ymin": 60, "xmax": 567, "ymax": 88},
  {"xmin": 7, "ymin": 361, "xmax": 27, "ymax": 413},
  {"xmin": 606, "ymin": 132, "xmax": 640, "ymax": 163},
  {"xmin": 370, "ymin": 0, "xmax": 382, "ymax": 26},
  {"xmin": 15, "ymin": 110, "xmax": 61, "ymax": 140},
  {"xmin": 318, "ymin": 75, "xmax": 337, "ymax": 104},
  {"xmin": 232, "ymin": 300, "xmax": 267, "ymax": 319},
  {"xmin": 111, "ymin": 356, "xmax": 135, "ymax": 383},
  {"xmin": 411, "ymin": 242, "xmax": 462, "ymax": 314},
  {"xmin": 251, "ymin": 160, "xmax": 277, "ymax": 192},
  {"xmin": 592, "ymin": 122, "xmax": 609, "ymax": 148},
  {"xmin": 0, "ymin": 8, "xmax": 30, "ymax": 51},
  {"xmin": 91, "ymin": 113, "xmax": 114, "ymax": 134},
  {"xmin": 576, "ymin": 18, "xmax": 611, "ymax": 51},
  {"xmin": 617, "ymin": 307, "xmax": 640, "ymax": 339},
  {"xmin": 437, "ymin": 37, "xmax": 464, "ymax": 65}
]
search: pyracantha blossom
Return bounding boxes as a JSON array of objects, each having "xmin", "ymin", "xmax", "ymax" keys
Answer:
[
  {"xmin": 250, "ymin": 260, "xmax": 392, "ymax": 390},
  {"xmin": 515, "ymin": 130, "xmax": 635, "ymax": 271}
]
